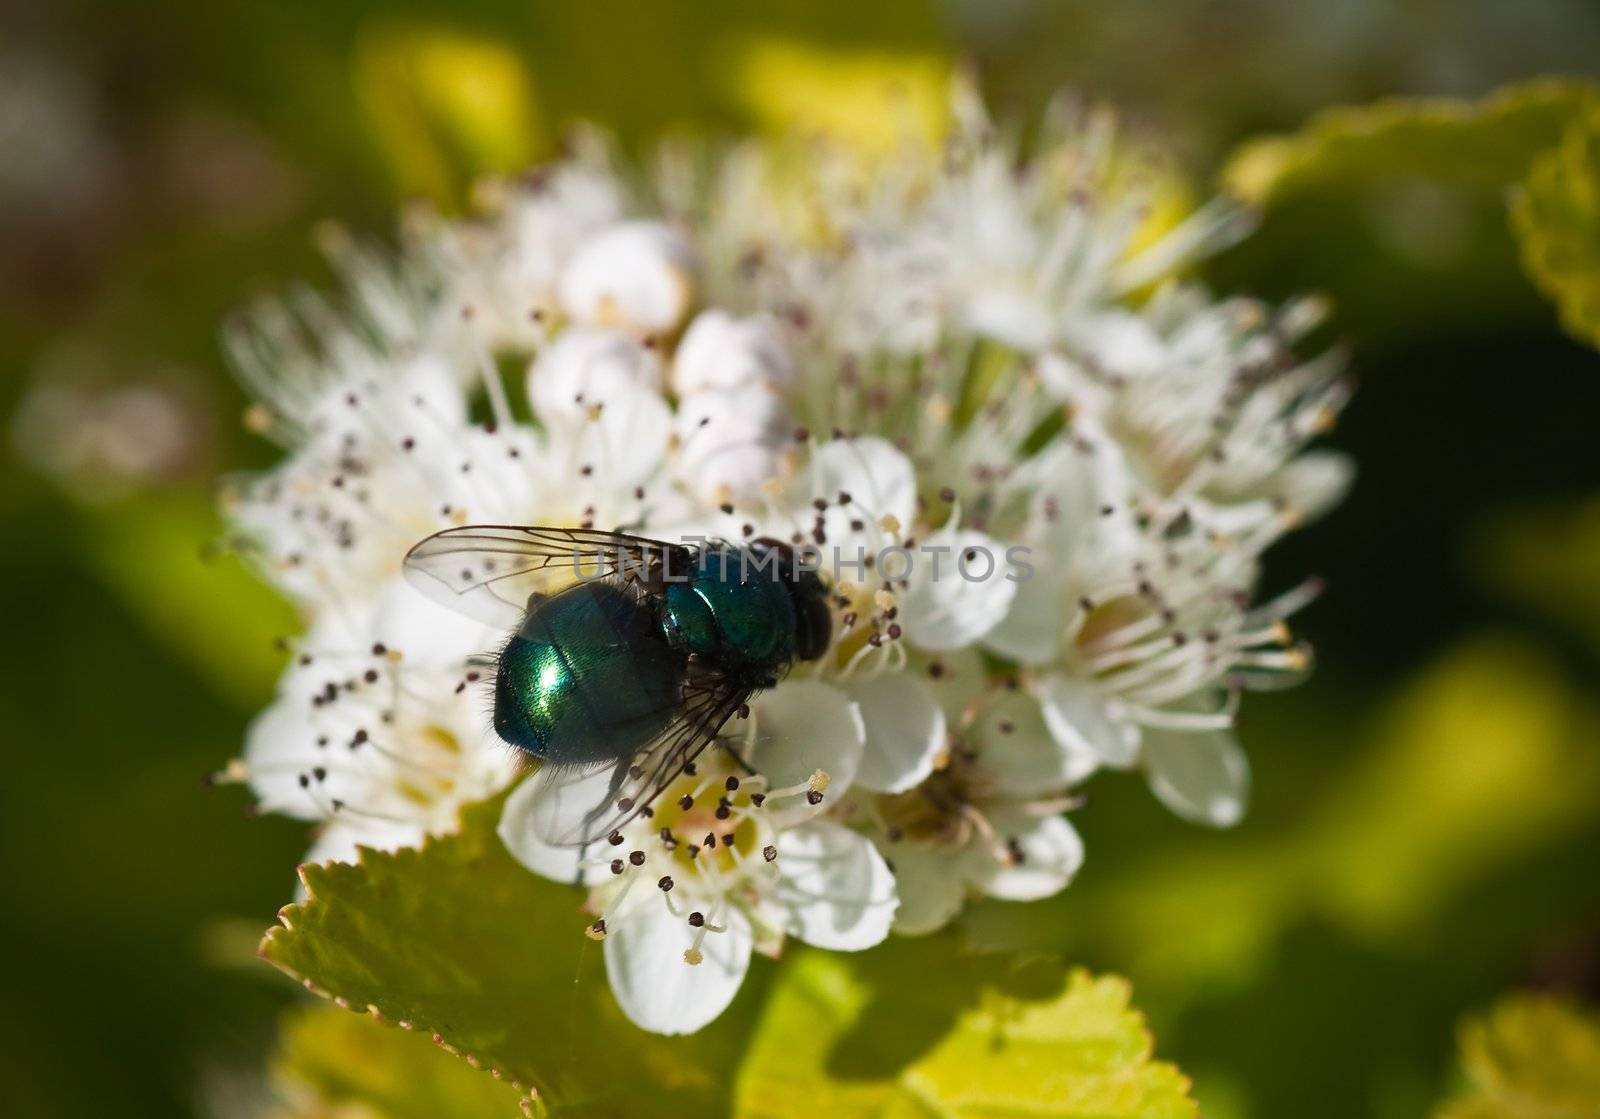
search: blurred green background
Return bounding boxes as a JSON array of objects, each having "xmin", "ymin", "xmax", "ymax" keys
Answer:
[{"xmin": 3, "ymin": 2, "xmax": 1599, "ymax": 1116}]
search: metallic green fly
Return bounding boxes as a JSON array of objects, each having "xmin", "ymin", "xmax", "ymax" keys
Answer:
[{"xmin": 403, "ymin": 526, "xmax": 832, "ymax": 848}]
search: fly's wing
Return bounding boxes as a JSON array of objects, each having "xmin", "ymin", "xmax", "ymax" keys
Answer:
[
  {"xmin": 403, "ymin": 524, "xmax": 688, "ymax": 629},
  {"xmin": 521, "ymin": 676, "xmax": 748, "ymax": 856}
]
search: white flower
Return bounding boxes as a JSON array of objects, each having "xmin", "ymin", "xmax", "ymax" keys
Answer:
[
  {"xmin": 672, "ymin": 310, "xmax": 795, "ymax": 395},
  {"xmin": 224, "ymin": 579, "xmax": 516, "ymax": 871},
  {"xmin": 559, "ymin": 220, "xmax": 699, "ymax": 336},
  {"xmin": 869, "ymin": 652, "xmax": 1089, "ymax": 935},
  {"xmin": 499, "ymin": 682, "xmax": 895, "ymax": 1034},
  {"xmin": 222, "ymin": 79, "xmax": 1354, "ymax": 1035}
]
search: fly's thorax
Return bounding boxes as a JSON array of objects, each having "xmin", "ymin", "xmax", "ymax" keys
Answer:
[{"xmin": 663, "ymin": 547, "xmax": 798, "ymax": 675}]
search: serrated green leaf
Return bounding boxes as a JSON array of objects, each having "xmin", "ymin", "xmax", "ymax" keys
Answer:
[
  {"xmin": 1436, "ymin": 995, "xmax": 1600, "ymax": 1119},
  {"xmin": 260, "ymin": 792, "xmax": 763, "ymax": 1118},
  {"xmin": 1224, "ymin": 79, "xmax": 1596, "ymax": 206},
  {"xmin": 735, "ymin": 942, "xmax": 1196, "ymax": 1119},
  {"xmin": 1512, "ymin": 102, "xmax": 1600, "ymax": 351},
  {"xmin": 273, "ymin": 1002, "xmax": 527, "ymax": 1118}
]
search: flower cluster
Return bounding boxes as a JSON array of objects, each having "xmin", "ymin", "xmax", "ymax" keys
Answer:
[{"xmin": 222, "ymin": 87, "xmax": 1350, "ymax": 1033}]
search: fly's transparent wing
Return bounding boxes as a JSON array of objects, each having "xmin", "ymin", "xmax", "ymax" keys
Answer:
[
  {"xmin": 403, "ymin": 524, "xmax": 688, "ymax": 628},
  {"xmin": 522, "ymin": 677, "xmax": 748, "ymax": 857}
]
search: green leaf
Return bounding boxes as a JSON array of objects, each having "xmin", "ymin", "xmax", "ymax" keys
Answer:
[
  {"xmin": 735, "ymin": 942, "xmax": 1196, "ymax": 1118},
  {"xmin": 1224, "ymin": 79, "xmax": 1596, "ymax": 206},
  {"xmin": 273, "ymin": 1002, "xmax": 527, "ymax": 1118},
  {"xmin": 259, "ymin": 791, "xmax": 761, "ymax": 1117},
  {"xmin": 1512, "ymin": 101, "xmax": 1600, "ymax": 351},
  {"xmin": 1212, "ymin": 80, "xmax": 1600, "ymax": 342},
  {"xmin": 1436, "ymin": 995, "xmax": 1600, "ymax": 1119}
]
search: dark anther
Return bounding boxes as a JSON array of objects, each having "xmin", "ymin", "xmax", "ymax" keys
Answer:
[
  {"xmin": 658, "ymin": 876, "xmax": 674, "ymax": 892},
  {"xmin": 678, "ymin": 794, "xmax": 694, "ymax": 810},
  {"xmin": 720, "ymin": 502, "xmax": 735, "ymax": 515},
  {"xmin": 608, "ymin": 831, "xmax": 625, "ymax": 846},
  {"xmin": 617, "ymin": 797, "xmax": 634, "ymax": 812},
  {"xmin": 762, "ymin": 845, "xmax": 778, "ymax": 862},
  {"xmin": 610, "ymin": 859, "xmax": 625, "ymax": 875},
  {"xmin": 629, "ymin": 850, "xmax": 646, "ymax": 866},
  {"xmin": 688, "ymin": 911, "xmax": 705, "ymax": 927},
  {"xmin": 725, "ymin": 776, "xmax": 740, "ymax": 791},
  {"xmin": 370, "ymin": 643, "xmax": 387, "ymax": 655},
  {"xmin": 363, "ymin": 669, "xmax": 379, "ymax": 683},
  {"xmin": 684, "ymin": 762, "xmax": 697, "ymax": 776},
  {"xmin": 806, "ymin": 790, "xmax": 824, "ymax": 806}
]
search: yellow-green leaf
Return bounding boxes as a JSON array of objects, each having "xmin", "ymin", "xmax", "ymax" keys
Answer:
[
  {"xmin": 1224, "ymin": 79, "xmax": 1596, "ymax": 206},
  {"xmin": 1512, "ymin": 101, "xmax": 1600, "ymax": 350},
  {"xmin": 735, "ymin": 943, "xmax": 1196, "ymax": 1119},
  {"xmin": 260, "ymin": 792, "xmax": 762, "ymax": 1118},
  {"xmin": 1436, "ymin": 995, "xmax": 1600, "ymax": 1119},
  {"xmin": 273, "ymin": 1003, "xmax": 526, "ymax": 1118}
]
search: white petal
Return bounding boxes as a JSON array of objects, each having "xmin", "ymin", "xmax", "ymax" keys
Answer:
[
  {"xmin": 673, "ymin": 384, "xmax": 792, "ymax": 502},
  {"xmin": 528, "ymin": 327, "xmax": 664, "ymax": 430},
  {"xmin": 242, "ymin": 701, "xmax": 325, "ymax": 820},
  {"xmin": 559, "ymin": 220, "xmax": 697, "ymax": 335},
  {"xmin": 880, "ymin": 843, "xmax": 967, "ymax": 936},
  {"xmin": 962, "ymin": 287, "xmax": 1052, "ymax": 352},
  {"xmin": 972, "ymin": 689, "xmax": 1097, "ymax": 796},
  {"xmin": 1275, "ymin": 450, "xmax": 1354, "ymax": 525},
  {"xmin": 1038, "ymin": 673, "xmax": 1140, "ymax": 769},
  {"xmin": 370, "ymin": 577, "xmax": 496, "ymax": 666},
  {"xmin": 747, "ymin": 680, "xmax": 864, "ymax": 795},
  {"xmin": 1142, "ymin": 727, "xmax": 1251, "ymax": 828},
  {"xmin": 964, "ymin": 810, "xmax": 1084, "ymax": 901},
  {"xmin": 496, "ymin": 774, "xmax": 587, "ymax": 883},
  {"xmin": 848, "ymin": 672, "xmax": 945, "ymax": 794},
  {"xmin": 302, "ymin": 820, "xmax": 425, "ymax": 867},
  {"xmin": 604, "ymin": 897, "xmax": 751, "ymax": 1035},
  {"xmin": 772, "ymin": 820, "xmax": 897, "ymax": 950},
  {"xmin": 673, "ymin": 310, "xmax": 793, "ymax": 394},
  {"xmin": 497, "ymin": 761, "xmax": 626, "ymax": 856},
  {"xmin": 804, "ymin": 437, "xmax": 916, "ymax": 546},
  {"xmin": 1067, "ymin": 310, "xmax": 1167, "ymax": 378},
  {"xmin": 527, "ymin": 331, "xmax": 673, "ymax": 489},
  {"xmin": 981, "ymin": 557, "xmax": 1063, "ymax": 665},
  {"xmin": 897, "ymin": 527, "xmax": 1017, "ymax": 652}
]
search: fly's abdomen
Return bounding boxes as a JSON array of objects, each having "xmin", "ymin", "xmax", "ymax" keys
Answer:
[{"xmin": 494, "ymin": 582, "xmax": 685, "ymax": 765}]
